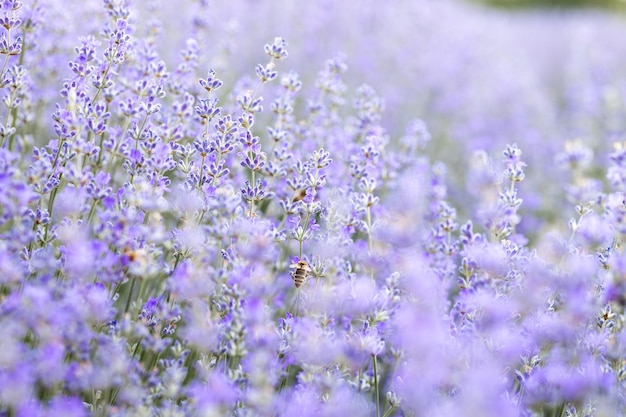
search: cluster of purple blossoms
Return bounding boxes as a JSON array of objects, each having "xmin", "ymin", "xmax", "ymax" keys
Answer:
[{"xmin": 2, "ymin": 0, "xmax": 626, "ymax": 416}]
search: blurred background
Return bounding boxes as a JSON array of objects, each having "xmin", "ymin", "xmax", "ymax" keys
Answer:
[
  {"xmin": 474, "ymin": 0, "xmax": 626, "ymax": 9},
  {"xmin": 29, "ymin": 0, "xmax": 626, "ymax": 241},
  {"xmin": 142, "ymin": 0, "xmax": 626, "ymax": 239}
]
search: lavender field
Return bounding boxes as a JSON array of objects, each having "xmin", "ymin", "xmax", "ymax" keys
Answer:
[{"xmin": 2, "ymin": 0, "xmax": 626, "ymax": 416}]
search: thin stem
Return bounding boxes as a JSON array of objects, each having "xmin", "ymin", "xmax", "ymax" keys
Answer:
[
  {"xmin": 278, "ymin": 363, "xmax": 291, "ymax": 393},
  {"xmin": 197, "ymin": 209, "xmax": 206, "ymax": 225},
  {"xmin": 298, "ymin": 210, "xmax": 312, "ymax": 259},
  {"xmin": 124, "ymin": 277, "xmax": 136, "ymax": 314},
  {"xmin": 366, "ymin": 206, "xmax": 373, "ymax": 253},
  {"xmin": 209, "ymin": 129, "xmax": 228, "ymax": 187},
  {"xmin": 134, "ymin": 114, "xmax": 149, "ymax": 150},
  {"xmin": 86, "ymin": 198, "xmax": 98, "ymax": 225},
  {"xmin": 130, "ymin": 337, "xmax": 143, "ymax": 360},
  {"xmin": 42, "ymin": 175, "xmax": 62, "ymax": 246},
  {"xmin": 296, "ymin": 288, "xmax": 301, "ymax": 317},
  {"xmin": 312, "ymin": 277, "xmax": 320, "ymax": 300},
  {"xmin": 46, "ymin": 174, "xmax": 63, "ymax": 216},
  {"xmin": 94, "ymin": 131, "xmax": 107, "ymax": 169},
  {"xmin": 373, "ymin": 354, "xmax": 380, "ymax": 417},
  {"xmin": 41, "ymin": 137, "xmax": 67, "ymax": 242},
  {"xmin": 249, "ymin": 168, "xmax": 256, "ymax": 218},
  {"xmin": 553, "ymin": 401, "xmax": 566, "ymax": 417},
  {"xmin": 7, "ymin": 105, "xmax": 17, "ymax": 151},
  {"xmin": 248, "ymin": 61, "xmax": 272, "ymax": 111},
  {"xmin": 92, "ymin": 45, "xmax": 118, "ymax": 104},
  {"xmin": 182, "ymin": 348, "xmax": 198, "ymax": 386},
  {"xmin": 381, "ymin": 407, "xmax": 396, "ymax": 417},
  {"xmin": 198, "ymin": 154, "xmax": 205, "ymax": 189},
  {"xmin": 567, "ymin": 211, "xmax": 586, "ymax": 245},
  {"xmin": 0, "ymin": 53, "xmax": 9, "ymax": 84}
]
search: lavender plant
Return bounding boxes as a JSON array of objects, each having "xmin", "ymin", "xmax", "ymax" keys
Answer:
[{"xmin": 2, "ymin": 0, "xmax": 626, "ymax": 417}]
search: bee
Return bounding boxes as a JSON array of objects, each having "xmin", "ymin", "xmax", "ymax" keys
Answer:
[
  {"xmin": 292, "ymin": 189, "xmax": 307, "ymax": 203},
  {"xmin": 290, "ymin": 260, "xmax": 311, "ymax": 288}
]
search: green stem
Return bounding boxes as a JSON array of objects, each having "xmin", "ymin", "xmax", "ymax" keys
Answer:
[
  {"xmin": 198, "ymin": 155, "xmax": 205, "ymax": 189},
  {"xmin": 373, "ymin": 354, "xmax": 380, "ymax": 417},
  {"xmin": 41, "ymin": 137, "xmax": 67, "ymax": 241},
  {"xmin": 94, "ymin": 131, "xmax": 107, "ymax": 169},
  {"xmin": 294, "ymin": 287, "xmax": 301, "ymax": 317},
  {"xmin": 209, "ymin": 129, "xmax": 227, "ymax": 187},
  {"xmin": 197, "ymin": 209, "xmax": 206, "ymax": 225},
  {"xmin": 42, "ymin": 173, "xmax": 63, "ymax": 246},
  {"xmin": 124, "ymin": 277, "xmax": 136, "ymax": 314},
  {"xmin": 130, "ymin": 337, "xmax": 143, "ymax": 360},
  {"xmin": 182, "ymin": 349, "xmax": 198, "ymax": 386},
  {"xmin": 107, "ymin": 386, "xmax": 119, "ymax": 406},
  {"xmin": 249, "ymin": 168, "xmax": 256, "ymax": 217},
  {"xmin": 92, "ymin": 46, "xmax": 118, "ymax": 104},
  {"xmin": 381, "ymin": 407, "xmax": 396, "ymax": 417},
  {"xmin": 86, "ymin": 198, "xmax": 98, "ymax": 225},
  {"xmin": 278, "ymin": 363, "xmax": 291, "ymax": 392},
  {"xmin": 148, "ymin": 350, "xmax": 162, "ymax": 373},
  {"xmin": 172, "ymin": 252, "xmax": 183, "ymax": 273},
  {"xmin": 134, "ymin": 114, "xmax": 149, "ymax": 150},
  {"xmin": 0, "ymin": 53, "xmax": 9, "ymax": 83},
  {"xmin": 553, "ymin": 400, "xmax": 566, "ymax": 417},
  {"xmin": 7, "ymin": 102, "xmax": 18, "ymax": 151},
  {"xmin": 298, "ymin": 211, "xmax": 312, "ymax": 259},
  {"xmin": 366, "ymin": 206, "xmax": 373, "ymax": 252}
]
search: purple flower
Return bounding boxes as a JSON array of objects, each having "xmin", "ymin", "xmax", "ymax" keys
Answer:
[{"xmin": 3, "ymin": 1, "xmax": 626, "ymax": 416}]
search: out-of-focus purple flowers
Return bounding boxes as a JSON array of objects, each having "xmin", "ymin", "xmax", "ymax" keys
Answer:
[{"xmin": 2, "ymin": 0, "xmax": 626, "ymax": 416}]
